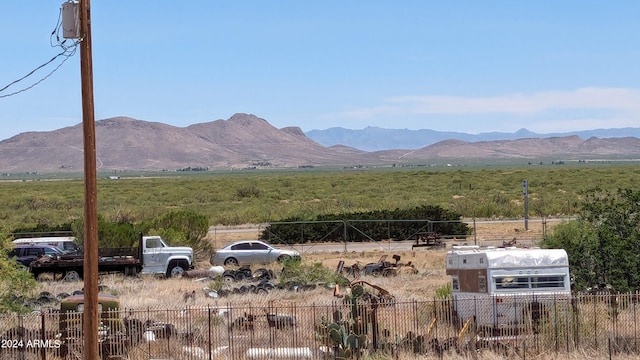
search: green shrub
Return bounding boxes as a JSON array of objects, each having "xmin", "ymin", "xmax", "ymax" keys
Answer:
[
  {"xmin": 435, "ymin": 282, "xmax": 452, "ymax": 299},
  {"xmin": 0, "ymin": 229, "xmax": 40, "ymax": 314},
  {"xmin": 280, "ymin": 260, "xmax": 349, "ymax": 287}
]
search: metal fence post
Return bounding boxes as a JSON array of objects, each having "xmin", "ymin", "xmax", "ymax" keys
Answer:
[
  {"xmin": 40, "ymin": 312, "xmax": 46, "ymax": 360},
  {"xmin": 207, "ymin": 306, "xmax": 212, "ymax": 360},
  {"xmin": 635, "ymin": 292, "xmax": 638, "ymax": 351},
  {"xmin": 473, "ymin": 218, "xmax": 477, "ymax": 245},
  {"xmin": 226, "ymin": 302, "xmax": 234, "ymax": 359},
  {"xmin": 554, "ymin": 294, "xmax": 558, "ymax": 353},
  {"xmin": 594, "ymin": 295, "xmax": 598, "ymax": 350},
  {"xmin": 343, "ymin": 220, "xmax": 347, "ymax": 253}
]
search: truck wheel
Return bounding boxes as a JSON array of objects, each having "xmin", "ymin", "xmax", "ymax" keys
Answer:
[
  {"xmin": 125, "ymin": 266, "xmax": 138, "ymax": 276},
  {"xmin": 167, "ymin": 262, "xmax": 185, "ymax": 278},
  {"xmin": 63, "ymin": 270, "xmax": 80, "ymax": 282}
]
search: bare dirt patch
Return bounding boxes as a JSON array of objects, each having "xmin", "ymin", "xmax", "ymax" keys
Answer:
[{"xmin": 34, "ymin": 219, "xmax": 564, "ymax": 310}]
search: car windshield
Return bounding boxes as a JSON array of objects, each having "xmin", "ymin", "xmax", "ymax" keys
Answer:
[{"xmin": 45, "ymin": 247, "xmax": 63, "ymax": 255}]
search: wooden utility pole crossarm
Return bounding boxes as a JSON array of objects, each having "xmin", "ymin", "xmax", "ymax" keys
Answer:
[{"xmin": 78, "ymin": 0, "xmax": 99, "ymax": 359}]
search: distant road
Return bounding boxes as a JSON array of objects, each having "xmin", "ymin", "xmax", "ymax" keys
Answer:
[
  {"xmin": 462, "ymin": 218, "xmax": 567, "ymax": 225},
  {"xmin": 292, "ymin": 240, "xmax": 417, "ymax": 254}
]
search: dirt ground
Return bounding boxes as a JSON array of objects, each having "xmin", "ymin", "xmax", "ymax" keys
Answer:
[{"xmin": 34, "ymin": 218, "xmax": 563, "ymax": 309}]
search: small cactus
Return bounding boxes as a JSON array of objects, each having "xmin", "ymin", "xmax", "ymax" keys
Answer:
[
  {"xmin": 351, "ymin": 284, "xmax": 365, "ymax": 298},
  {"xmin": 326, "ymin": 323, "xmax": 365, "ymax": 359},
  {"xmin": 316, "ymin": 283, "xmax": 385, "ymax": 358}
]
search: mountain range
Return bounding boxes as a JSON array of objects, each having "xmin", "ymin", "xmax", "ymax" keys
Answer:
[
  {"xmin": 0, "ymin": 113, "xmax": 639, "ymax": 173},
  {"xmin": 306, "ymin": 126, "xmax": 640, "ymax": 151}
]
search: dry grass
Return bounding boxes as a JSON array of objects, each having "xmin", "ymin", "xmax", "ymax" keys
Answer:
[
  {"xmin": 27, "ymin": 245, "xmax": 636, "ymax": 359},
  {"xmin": 18, "ymin": 219, "xmax": 637, "ymax": 360},
  {"xmin": 36, "ymin": 249, "xmax": 449, "ymax": 311},
  {"xmin": 389, "ymin": 351, "xmax": 640, "ymax": 360},
  {"xmin": 35, "ymin": 219, "xmax": 558, "ymax": 309}
]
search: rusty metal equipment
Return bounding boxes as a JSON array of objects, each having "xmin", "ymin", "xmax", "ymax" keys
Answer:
[{"xmin": 411, "ymin": 232, "xmax": 445, "ymax": 249}]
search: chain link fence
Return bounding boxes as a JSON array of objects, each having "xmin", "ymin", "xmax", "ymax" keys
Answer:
[
  {"xmin": 208, "ymin": 218, "xmax": 573, "ymax": 257},
  {"xmin": 1, "ymin": 293, "xmax": 639, "ymax": 360}
]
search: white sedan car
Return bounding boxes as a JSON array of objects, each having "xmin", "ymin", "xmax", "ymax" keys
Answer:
[{"xmin": 210, "ymin": 240, "xmax": 301, "ymax": 267}]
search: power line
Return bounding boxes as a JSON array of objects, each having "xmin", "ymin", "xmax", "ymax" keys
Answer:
[
  {"xmin": 0, "ymin": 49, "xmax": 76, "ymax": 98},
  {"xmin": 0, "ymin": 6, "xmax": 80, "ymax": 98}
]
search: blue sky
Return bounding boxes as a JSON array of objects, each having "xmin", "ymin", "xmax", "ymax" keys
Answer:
[{"xmin": 1, "ymin": 1, "xmax": 639, "ymax": 141}]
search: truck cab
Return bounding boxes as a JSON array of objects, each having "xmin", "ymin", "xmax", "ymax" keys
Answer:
[{"xmin": 139, "ymin": 235, "xmax": 194, "ymax": 277}]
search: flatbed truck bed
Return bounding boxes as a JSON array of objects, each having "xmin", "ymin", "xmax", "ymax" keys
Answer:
[{"xmin": 30, "ymin": 249, "xmax": 142, "ymax": 280}]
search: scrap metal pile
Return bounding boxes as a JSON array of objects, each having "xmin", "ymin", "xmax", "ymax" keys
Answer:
[{"xmin": 337, "ymin": 254, "xmax": 418, "ymax": 278}]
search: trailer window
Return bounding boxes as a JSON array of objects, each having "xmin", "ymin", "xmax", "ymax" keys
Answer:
[
  {"xmin": 495, "ymin": 276, "xmax": 529, "ymax": 289},
  {"xmin": 478, "ymin": 276, "xmax": 487, "ymax": 292},
  {"xmin": 531, "ymin": 275, "xmax": 565, "ymax": 288},
  {"xmin": 451, "ymin": 277, "xmax": 460, "ymax": 292},
  {"xmin": 495, "ymin": 275, "xmax": 566, "ymax": 290}
]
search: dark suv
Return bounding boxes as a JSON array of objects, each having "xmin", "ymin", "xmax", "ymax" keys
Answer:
[{"xmin": 7, "ymin": 244, "xmax": 65, "ymax": 267}]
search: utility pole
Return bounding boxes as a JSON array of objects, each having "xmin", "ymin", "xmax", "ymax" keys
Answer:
[
  {"xmin": 523, "ymin": 179, "xmax": 529, "ymax": 231},
  {"xmin": 78, "ymin": 0, "xmax": 99, "ymax": 359}
]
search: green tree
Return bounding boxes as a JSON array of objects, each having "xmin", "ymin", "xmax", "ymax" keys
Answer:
[
  {"xmin": 0, "ymin": 228, "xmax": 40, "ymax": 313},
  {"xmin": 147, "ymin": 210, "xmax": 211, "ymax": 253},
  {"xmin": 69, "ymin": 211, "xmax": 210, "ymax": 250},
  {"xmin": 541, "ymin": 187, "xmax": 640, "ymax": 292},
  {"xmin": 541, "ymin": 221, "xmax": 598, "ymax": 291},
  {"xmin": 71, "ymin": 215, "xmax": 141, "ymax": 248}
]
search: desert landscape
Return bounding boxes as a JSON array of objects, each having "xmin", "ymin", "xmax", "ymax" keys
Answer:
[
  {"xmin": 4, "ymin": 218, "xmax": 638, "ymax": 360},
  {"xmin": 31, "ymin": 219, "xmax": 556, "ymax": 309}
]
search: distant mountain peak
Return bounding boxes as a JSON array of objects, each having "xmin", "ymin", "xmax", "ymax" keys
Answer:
[
  {"xmin": 515, "ymin": 128, "xmax": 533, "ymax": 134},
  {"xmin": 306, "ymin": 126, "xmax": 640, "ymax": 151},
  {"xmin": 1, "ymin": 115, "xmax": 640, "ymax": 172},
  {"xmin": 228, "ymin": 113, "xmax": 267, "ymax": 124}
]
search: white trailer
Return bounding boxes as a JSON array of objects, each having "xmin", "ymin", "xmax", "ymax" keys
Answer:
[{"xmin": 445, "ymin": 245, "xmax": 571, "ymax": 331}]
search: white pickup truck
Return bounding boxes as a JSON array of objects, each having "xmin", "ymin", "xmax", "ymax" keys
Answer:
[{"xmin": 28, "ymin": 234, "xmax": 194, "ymax": 280}]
